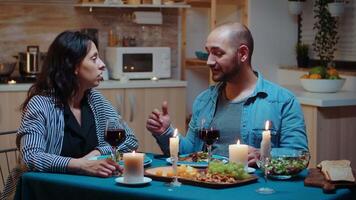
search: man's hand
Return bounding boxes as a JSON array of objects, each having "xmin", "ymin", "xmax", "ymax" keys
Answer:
[
  {"xmin": 248, "ymin": 146, "xmax": 260, "ymax": 167},
  {"xmin": 146, "ymin": 101, "xmax": 171, "ymax": 135}
]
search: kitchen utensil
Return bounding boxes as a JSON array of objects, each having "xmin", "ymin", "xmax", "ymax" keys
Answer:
[
  {"xmin": 15, "ymin": 45, "xmax": 45, "ymax": 79},
  {"xmin": 0, "ymin": 62, "xmax": 16, "ymax": 77}
]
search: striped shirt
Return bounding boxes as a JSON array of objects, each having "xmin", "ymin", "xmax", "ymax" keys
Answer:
[{"xmin": 17, "ymin": 89, "xmax": 138, "ymax": 173}]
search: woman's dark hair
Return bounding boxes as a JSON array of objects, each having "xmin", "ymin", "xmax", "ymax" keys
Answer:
[{"xmin": 21, "ymin": 31, "xmax": 92, "ymax": 110}]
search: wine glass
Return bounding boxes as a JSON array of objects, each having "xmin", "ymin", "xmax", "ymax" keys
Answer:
[
  {"xmin": 198, "ymin": 119, "xmax": 220, "ymax": 165},
  {"xmin": 105, "ymin": 117, "xmax": 126, "ymax": 163},
  {"xmin": 256, "ymin": 156, "xmax": 275, "ymax": 194}
]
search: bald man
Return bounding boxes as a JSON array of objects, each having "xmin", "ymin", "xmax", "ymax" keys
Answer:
[{"xmin": 146, "ymin": 23, "xmax": 308, "ymax": 166}]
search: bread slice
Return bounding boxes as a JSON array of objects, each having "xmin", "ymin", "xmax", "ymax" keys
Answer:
[{"xmin": 318, "ymin": 160, "xmax": 355, "ymax": 182}]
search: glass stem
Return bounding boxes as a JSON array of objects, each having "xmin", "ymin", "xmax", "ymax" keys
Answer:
[
  {"xmin": 207, "ymin": 145, "xmax": 212, "ymax": 165},
  {"xmin": 112, "ymin": 146, "xmax": 117, "ymax": 162},
  {"xmin": 173, "ymin": 155, "xmax": 178, "ymax": 182}
]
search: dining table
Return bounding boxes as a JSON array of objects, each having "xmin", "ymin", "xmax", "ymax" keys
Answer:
[{"xmin": 14, "ymin": 153, "xmax": 355, "ymax": 200}]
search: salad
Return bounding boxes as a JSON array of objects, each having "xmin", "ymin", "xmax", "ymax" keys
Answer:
[{"xmin": 265, "ymin": 152, "xmax": 310, "ymax": 176}]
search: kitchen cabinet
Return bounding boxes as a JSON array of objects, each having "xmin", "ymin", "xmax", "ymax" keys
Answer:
[
  {"xmin": 0, "ymin": 84, "xmax": 186, "ymax": 155},
  {"xmin": 0, "ymin": 91, "xmax": 26, "ymax": 149},
  {"xmin": 302, "ymin": 105, "xmax": 356, "ymax": 169},
  {"xmin": 99, "ymin": 87, "xmax": 186, "ymax": 154}
]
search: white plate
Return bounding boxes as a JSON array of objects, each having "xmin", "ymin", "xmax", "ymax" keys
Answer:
[
  {"xmin": 247, "ymin": 167, "xmax": 256, "ymax": 174},
  {"xmin": 88, "ymin": 155, "xmax": 152, "ymax": 167},
  {"xmin": 115, "ymin": 177, "xmax": 152, "ymax": 185},
  {"xmin": 166, "ymin": 154, "xmax": 228, "ymax": 168}
]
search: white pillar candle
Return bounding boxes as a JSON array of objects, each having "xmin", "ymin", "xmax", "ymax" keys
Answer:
[
  {"xmin": 229, "ymin": 140, "xmax": 248, "ymax": 167},
  {"xmin": 123, "ymin": 151, "xmax": 144, "ymax": 183},
  {"xmin": 260, "ymin": 121, "xmax": 272, "ymax": 159},
  {"xmin": 169, "ymin": 128, "xmax": 179, "ymax": 157}
]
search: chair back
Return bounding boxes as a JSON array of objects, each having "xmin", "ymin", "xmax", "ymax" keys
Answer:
[{"xmin": 0, "ymin": 131, "xmax": 19, "ymax": 192}]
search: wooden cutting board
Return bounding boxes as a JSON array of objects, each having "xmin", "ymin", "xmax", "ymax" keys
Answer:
[
  {"xmin": 304, "ymin": 168, "xmax": 356, "ymax": 193},
  {"xmin": 145, "ymin": 166, "xmax": 258, "ymax": 188}
]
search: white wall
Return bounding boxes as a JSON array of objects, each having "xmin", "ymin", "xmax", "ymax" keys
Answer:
[{"xmin": 248, "ymin": 0, "xmax": 298, "ymax": 82}]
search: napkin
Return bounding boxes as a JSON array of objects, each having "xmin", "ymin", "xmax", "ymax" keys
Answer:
[{"xmin": 318, "ymin": 160, "xmax": 355, "ymax": 182}]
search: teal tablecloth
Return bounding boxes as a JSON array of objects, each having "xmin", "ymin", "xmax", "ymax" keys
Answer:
[{"xmin": 16, "ymin": 154, "xmax": 355, "ymax": 200}]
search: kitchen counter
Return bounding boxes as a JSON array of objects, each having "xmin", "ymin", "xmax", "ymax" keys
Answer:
[
  {"xmin": 284, "ymin": 85, "xmax": 356, "ymax": 169},
  {"xmin": 284, "ymin": 85, "xmax": 356, "ymax": 107},
  {"xmin": 0, "ymin": 79, "xmax": 187, "ymax": 92}
]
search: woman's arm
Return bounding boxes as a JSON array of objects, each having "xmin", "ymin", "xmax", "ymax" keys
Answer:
[{"xmin": 18, "ymin": 96, "xmax": 71, "ymax": 173}]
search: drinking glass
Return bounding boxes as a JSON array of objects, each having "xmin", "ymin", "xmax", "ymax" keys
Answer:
[
  {"xmin": 105, "ymin": 117, "xmax": 126, "ymax": 162},
  {"xmin": 198, "ymin": 119, "xmax": 220, "ymax": 165},
  {"xmin": 256, "ymin": 156, "xmax": 275, "ymax": 194}
]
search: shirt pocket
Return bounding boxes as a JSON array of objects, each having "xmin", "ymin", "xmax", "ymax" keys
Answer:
[{"xmin": 249, "ymin": 128, "xmax": 280, "ymax": 148}]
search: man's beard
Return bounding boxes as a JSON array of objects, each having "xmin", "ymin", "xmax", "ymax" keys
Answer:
[{"xmin": 214, "ymin": 63, "xmax": 240, "ymax": 82}]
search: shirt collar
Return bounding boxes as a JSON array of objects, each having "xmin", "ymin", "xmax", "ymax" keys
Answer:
[{"xmin": 210, "ymin": 71, "xmax": 268, "ymax": 104}]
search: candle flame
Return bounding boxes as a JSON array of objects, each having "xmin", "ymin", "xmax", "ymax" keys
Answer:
[
  {"xmin": 237, "ymin": 140, "xmax": 240, "ymax": 145},
  {"xmin": 173, "ymin": 128, "xmax": 178, "ymax": 137},
  {"xmin": 265, "ymin": 120, "xmax": 271, "ymax": 130}
]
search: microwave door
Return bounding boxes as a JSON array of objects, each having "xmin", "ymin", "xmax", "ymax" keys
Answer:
[{"xmin": 122, "ymin": 53, "xmax": 153, "ymax": 73}]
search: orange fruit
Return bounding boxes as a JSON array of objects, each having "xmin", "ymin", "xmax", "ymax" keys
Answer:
[
  {"xmin": 300, "ymin": 74, "xmax": 309, "ymax": 79},
  {"xmin": 327, "ymin": 68, "xmax": 339, "ymax": 76},
  {"xmin": 309, "ymin": 74, "xmax": 322, "ymax": 79}
]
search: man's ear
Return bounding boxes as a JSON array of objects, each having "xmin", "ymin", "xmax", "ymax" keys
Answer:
[{"xmin": 238, "ymin": 45, "xmax": 249, "ymax": 62}]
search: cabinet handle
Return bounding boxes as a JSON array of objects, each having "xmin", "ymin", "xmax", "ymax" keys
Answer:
[
  {"xmin": 115, "ymin": 94, "xmax": 123, "ymax": 115},
  {"xmin": 129, "ymin": 93, "xmax": 136, "ymax": 122}
]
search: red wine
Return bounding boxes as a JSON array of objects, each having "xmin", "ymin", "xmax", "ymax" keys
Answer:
[
  {"xmin": 199, "ymin": 129, "xmax": 220, "ymax": 145},
  {"xmin": 105, "ymin": 129, "xmax": 126, "ymax": 147}
]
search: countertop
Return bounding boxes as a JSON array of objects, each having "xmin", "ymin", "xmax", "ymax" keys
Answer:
[
  {"xmin": 0, "ymin": 79, "xmax": 187, "ymax": 92},
  {"xmin": 284, "ymin": 85, "xmax": 356, "ymax": 107}
]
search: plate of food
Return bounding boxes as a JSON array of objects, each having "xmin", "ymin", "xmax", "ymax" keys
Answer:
[
  {"xmin": 89, "ymin": 154, "xmax": 152, "ymax": 167},
  {"xmin": 145, "ymin": 161, "xmax": 257, "ymax": 188},
  {"xmin": 166, "ymin": 152, "xmax": 228, "ymax": 168}
]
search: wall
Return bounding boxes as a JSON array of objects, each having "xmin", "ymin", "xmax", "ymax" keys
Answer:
[
  {"xmin": 0, "ymin": 2, "xmax": 179, "ymax": 78},
  {"xmin": 248, "ymin": 0, "xmax": 298, "ymax": 82}
]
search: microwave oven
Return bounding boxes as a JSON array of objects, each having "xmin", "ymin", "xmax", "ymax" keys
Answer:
[{"xmin": 105, "ymin": 47, "xmax": 171, "ymax": 80}]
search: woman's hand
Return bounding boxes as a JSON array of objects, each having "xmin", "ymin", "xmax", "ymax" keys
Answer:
[
  {"xmin": 68, "ymin": 158, "xmax": 122, "ymax": 177},
  {"xmin": 248, "ymin": 146, "xmax": 260, "ymax": 167}
]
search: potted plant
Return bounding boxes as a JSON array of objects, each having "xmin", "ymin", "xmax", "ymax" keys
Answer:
[
  {"xmin": 295, "ymin": 43, "xmax": 309, "ymax": 67},
  {"xmin": 288, "ymin": 0, "xmax": 306, "ymax": 15},
  {"xmin": 313, "ymin": 0, "xmax": 339, "ymax": 68},
  {"xmin": 300, "ymin": 0, "xmax": 345, "ymax": 93}
]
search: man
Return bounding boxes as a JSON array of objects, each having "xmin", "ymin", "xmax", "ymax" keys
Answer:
[{"xmin": 146, "ymin": 22, "xmax": 308, "ymax": 166}]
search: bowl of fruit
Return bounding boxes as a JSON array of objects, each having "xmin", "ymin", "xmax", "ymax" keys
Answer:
[{"xmin": 300, "ymin": 66, "xmax": 345, "ymax": 93}]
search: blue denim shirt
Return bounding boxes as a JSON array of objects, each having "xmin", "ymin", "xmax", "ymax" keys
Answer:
[{"xmin": 154, "ymin": 72, "xmax": 308, "ymax": 155}]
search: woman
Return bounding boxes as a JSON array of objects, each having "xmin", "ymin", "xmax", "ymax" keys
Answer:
[{"xmin": 2, "ymin": 30, "xmax": 139, "ymax": 199}]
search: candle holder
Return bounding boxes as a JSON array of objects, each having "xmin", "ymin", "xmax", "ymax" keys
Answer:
[{"xmin": 168, "ymin": 155, "xmax": 181, "ymax": 187}]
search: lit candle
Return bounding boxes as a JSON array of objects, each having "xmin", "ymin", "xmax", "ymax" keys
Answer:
[
  {"xmin": 8, "ymin": 80, "xmax": 16, "ymax": 84},
  {"xmin": 123, "ymin": 151, "xmax": 144, "ymax": 183},
  {"xmin": 260, "ymin": 121, "xmax": 272, "ymax": 159},
  {"xmin": 229, "ymin": 140, "xmax": 248, "ymax": 167},
  {"xmin": 169, "ymin": 128, "xmax": 179, "ymax": 157}
]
